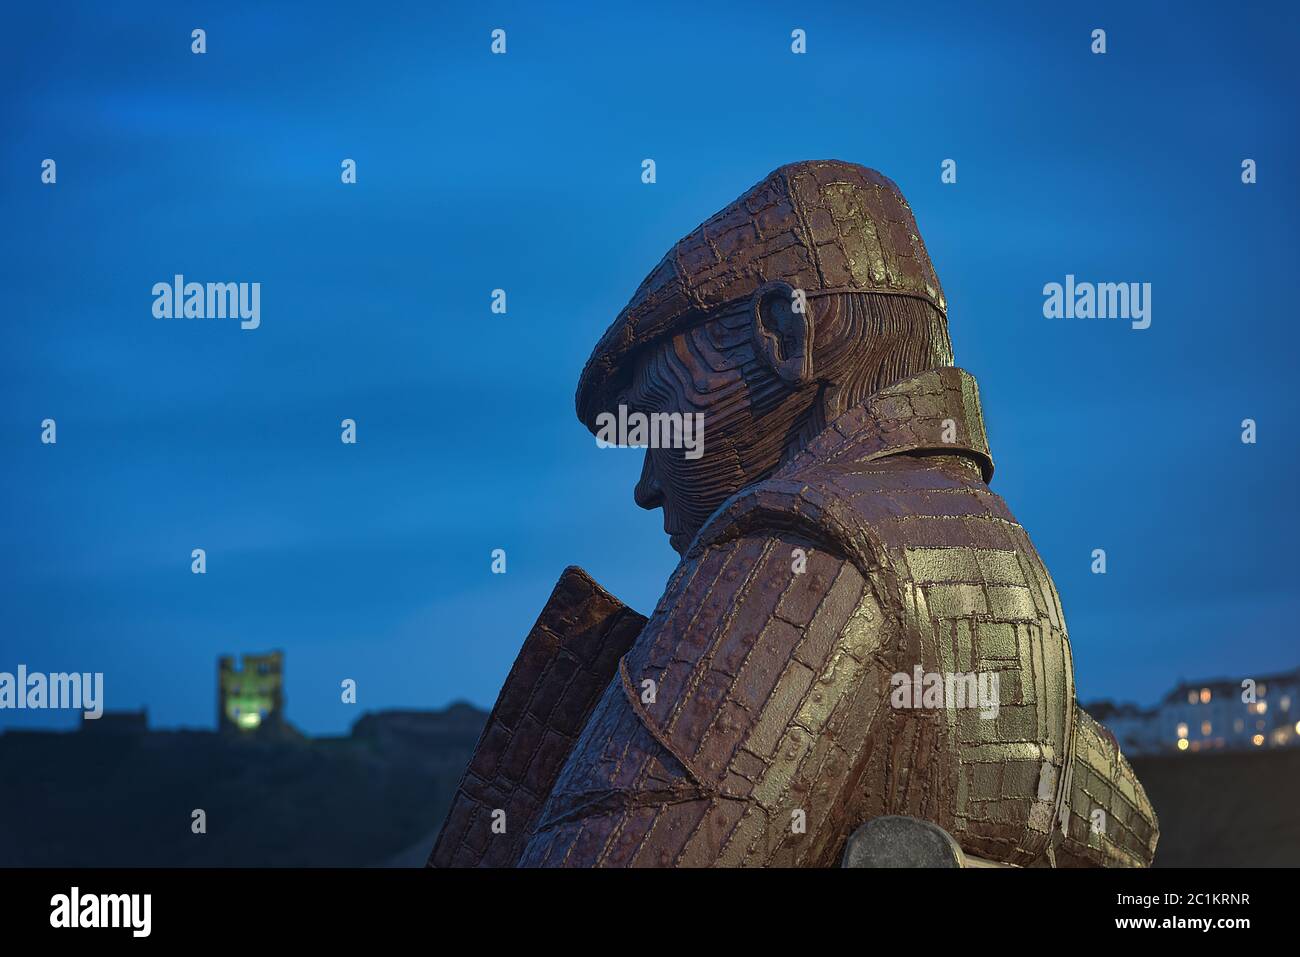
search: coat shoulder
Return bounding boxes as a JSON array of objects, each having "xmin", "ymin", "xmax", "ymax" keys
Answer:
[{"xmin": 687, "ymin": 450, "xmax": 1018, "ymax": 578}]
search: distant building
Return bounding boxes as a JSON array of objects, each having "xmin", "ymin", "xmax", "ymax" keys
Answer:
[
  {"xmin": 1085, "ymin": 667, "xmax": 1300, "ymax": 756},
  {"xmin": 79, "ymin": 708, "xmax": 147, "ymax": 734},
  {"xmin": 1082, "ymin": 701, "xmax": 1162, "ymax": 755},
  {"xmin": 218, "ymin": 651, "xmax": 284, "ymax": 734}
]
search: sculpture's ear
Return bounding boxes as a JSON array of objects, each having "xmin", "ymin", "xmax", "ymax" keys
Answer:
[{"xmin": 751, "ymin": 281, "xmax": 814, "ymax": 386}]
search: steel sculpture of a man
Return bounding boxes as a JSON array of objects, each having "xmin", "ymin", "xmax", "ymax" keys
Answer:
[{"xmin": 430, "ymin": 160, "xmax": 1158, "ymax": 869}]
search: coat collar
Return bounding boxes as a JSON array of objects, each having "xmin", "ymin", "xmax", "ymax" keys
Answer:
[{"xmin": 781, "ymin": 366, "xmax": 994, "ymax": 484}]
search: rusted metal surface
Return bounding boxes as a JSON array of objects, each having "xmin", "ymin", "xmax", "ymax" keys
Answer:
[{"xmin": 430, "ymin": 161, "xmax": 1157, "ymax": 867}]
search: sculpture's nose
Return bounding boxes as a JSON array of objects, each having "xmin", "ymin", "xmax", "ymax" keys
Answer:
[{"xmin": 634, "ymin": 452, "xmax": 664, "ymax": 510}]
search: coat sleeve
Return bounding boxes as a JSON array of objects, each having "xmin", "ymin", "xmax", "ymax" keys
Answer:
[
  {"xmin": 1056, "ymin": 705, "xmax": 1160, "ymax": 867},
  {"xmin": 428, "ymin": 567, "xmax": 646, "ymax": 868},
  {"xmin": 517, "ymin": 529, "xmax": 892, "ymax": 867}
]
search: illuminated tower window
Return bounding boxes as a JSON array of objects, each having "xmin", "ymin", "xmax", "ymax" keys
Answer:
[{"xmin": 218, "ymin": 651, "xmax": 285, "ymax": 734}]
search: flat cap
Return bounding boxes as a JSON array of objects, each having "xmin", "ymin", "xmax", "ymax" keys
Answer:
[{"xmin": 576, "ymin": 159, "xmax": 945, "ymax": 431}]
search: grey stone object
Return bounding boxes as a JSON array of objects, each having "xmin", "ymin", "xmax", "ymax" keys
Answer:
[{"xmin": 840, "ymin": 816, "xmax": 966, "ymax": 868}]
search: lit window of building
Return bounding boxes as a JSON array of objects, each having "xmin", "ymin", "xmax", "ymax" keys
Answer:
[
  {"xmin": 218, "ymin": 650, "xmax": 284, "ymax": 735},
  {"xmin": 1084, "ymin": 668, "xmax": 1300, "ymax": 757}
]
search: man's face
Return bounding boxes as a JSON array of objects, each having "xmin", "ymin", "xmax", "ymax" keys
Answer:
[{"xmin": 622, "ymin": 311, "xmax": 786, "ymax": 554}]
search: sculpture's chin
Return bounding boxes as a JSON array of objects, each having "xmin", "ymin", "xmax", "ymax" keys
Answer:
[{"xmin": 669, "ymin": 531, "xmax": 692, "ymax": 555}]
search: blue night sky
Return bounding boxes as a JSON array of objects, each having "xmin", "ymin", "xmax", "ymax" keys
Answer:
[{"xmin": 1, "ymin": 1, "xmax": 1296, "ymax": 733}]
